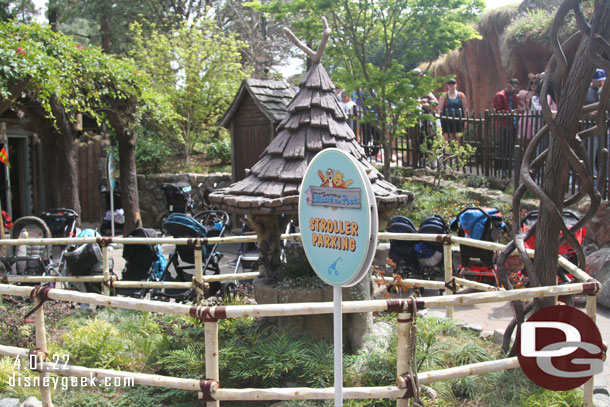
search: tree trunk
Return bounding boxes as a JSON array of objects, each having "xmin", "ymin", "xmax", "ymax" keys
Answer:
[
  {"xmin": 100, "ymin": 12, "xmax": 112, "ymax": 52},
  {"xmin": 533, "ymin": 5, "xmax": 610, "ymax": 307},
  {"xmin": 107, "ymin": 109, "xmax": 141, "ymax": 234},
  {"xmin": 117, "ymin": 134, "xmax": 141, "ymax": 234},
  {"xmin": 48, "ymin": 96, "xmax": 81, "ymax": 214},
  {"xmin": 246, "ymin": 214, "xmax": 287, "ymax": 280}
]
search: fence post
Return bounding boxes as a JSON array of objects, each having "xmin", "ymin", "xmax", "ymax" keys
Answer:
[
  {"xmin": 194, "ymin": 242, "xmax": 204, "ymax": 300},
  {"xmin": 34, "ymin": 301, "xmax": 54, "ymax": 406},
  {"xmin": 484, "ymin": 110, "xmax": 490, "ymax": 176},
  {"xmin": 396, "ymin": 312, "xmax": 411, "ymax": 407},
  {"xmin": 205, "ymin": 321, "xmax": 220, "ymax": 407},
  {"xmin": 583, "ymin": 294, "xmax": 597, "ymax": 407},
  {"xmin": 102, "ymin": 245, "xmax": 110, "ymax": 296},
  {"xmin": 443, "ymin": 240, "xmax": 454, "ymax": 319},
  {"xmin": 513, "ymin": 144, "xmax": 521, "ymax": 189}
]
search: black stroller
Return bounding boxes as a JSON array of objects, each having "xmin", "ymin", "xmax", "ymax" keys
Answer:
[
  {"xmin": 41, "ymin": 208, "xmax": 79, "ymax": 238},
  {"xmin": 414, "ymin": 215, "xmax": 448, "ymax": 280},
  {"xmin": 62, "ymin": 228, "xmax": 113, "ymax": 293},
  {"xmin": 387, "ymin": 216, "xmax": 420, "ymax": 278},
  {"xmin": 450, "ymin": 207, "xmax": 506, "ymax": 286},
  {"xmin": 154, "ymin": 210, "xmax": 230, "ymax": 301},
  {"xmin": 1, "ymin": 216, "xmax": 54, "ymax": 278},
  {"xmin": 116, "ymin": 227, "xmax": 166, "ymax": 298}
]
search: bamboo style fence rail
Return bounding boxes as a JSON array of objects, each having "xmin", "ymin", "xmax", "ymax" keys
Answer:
[{"xmin": 0, "ymin": 233, "xmax": 603, "ymax": 407}]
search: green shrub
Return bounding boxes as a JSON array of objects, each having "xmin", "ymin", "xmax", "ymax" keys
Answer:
[
  {"xmin": 62, "ymin": 318, "xmax": 131, "ymax": 369},
  {"xmin": 465, "ymin": 175, "xmax": 490, "ymax": 189},
  {"xmin": 0, "ymin": 356, "xmax": 42, "ymax": 399},
  {"xmin": 204, "ymin": 133, "xmax": 231, "ymax": 164}
]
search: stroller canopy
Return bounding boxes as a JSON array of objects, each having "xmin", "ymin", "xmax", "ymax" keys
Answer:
[{"xmin": 451, "ymin": 208, "xmax": 505, "ymax": 241}]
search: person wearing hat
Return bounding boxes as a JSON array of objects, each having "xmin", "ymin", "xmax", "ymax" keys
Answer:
[
  {"xmin": 437, "ymin": 77, "xmax": 467, "ymax": 143},
  {"xmin": 585, "ymin": 68, "xmax": 606, "ymax": 106}
]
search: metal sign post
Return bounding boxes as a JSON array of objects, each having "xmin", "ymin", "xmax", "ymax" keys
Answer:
[
  {"xmin": 299, "ymin": 148, "xmax": 378, "ymax": 407},
  {"xmin": 106, "ymin": 153, "xmax": 117, "ymax": 237}
]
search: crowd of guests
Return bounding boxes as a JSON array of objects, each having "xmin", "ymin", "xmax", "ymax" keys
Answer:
[{"xmin": 334, "ymin": 68, "xmax": 607, "ymax": 167}]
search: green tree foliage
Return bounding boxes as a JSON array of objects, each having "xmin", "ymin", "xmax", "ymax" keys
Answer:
[
  {"xmin": 252, "ymin": 0, "xmax": 484, "ymax": 177},
  {"xmin": 128, "ymin": 18, "xmax": 250, "ymax": 164},
  {"xmin": 0, "ymin": 0, "xmax": 36, "ymax": 22},
  {"xmin": 49, "ymin": 0, "xmax": 209, "ymax": 54},
  {"xmin": 0, "ymin": 21, "xmax": 177, "ymax": 227}
]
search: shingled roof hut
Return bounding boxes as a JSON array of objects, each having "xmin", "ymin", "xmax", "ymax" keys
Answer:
[
  {"xmin": 210, "ymin": 21, "xmax": 412, "ymax": 279},
  {"xmin": 220, "ymin": 79, "xmax": 296, "ymax": 182}
]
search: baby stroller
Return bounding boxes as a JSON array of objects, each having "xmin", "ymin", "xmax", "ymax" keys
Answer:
[
  {"xmin": 154, "ymin": 210, "xmax": 230, "ymax": 301},
  {"xmin": 41, "ymin": 208, "xmax": 79, "ymax": 238},
  {"xmin": 387, "ymin": 216, "xmax": 420, "ymax": 278},
  {"xmin": 158, "ymin": 182, "xmax": 203, "ymax": 230},
  {"xmin": 116, "ymin": 227, "xmax": 166, "ymax": 298},
  {"xmin": 450, "ymin": 207, "xmax": 506, "ymax": 287},
  {"xmin": 62, "ymin": 228, "xmax": 113, "ymax": 293},
  {"xmin": 512, "ymin": 210, "xmax": 585, "ymax": 287},
  {"xmin": 415, "ymin": 215, "xmax": 448, "ymax": 280},
  {"xmin": 1, "ymin": 216, "xmax": 54, "ymax": 278}
]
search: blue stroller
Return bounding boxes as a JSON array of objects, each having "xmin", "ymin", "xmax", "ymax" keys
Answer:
[{"xmin": 155, "ymin": 210, "xmax": 230, "ymax": 301}]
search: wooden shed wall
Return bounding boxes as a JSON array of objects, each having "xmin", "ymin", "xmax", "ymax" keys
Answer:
[{"xmin": 231, "ymin": 94, "xmax": 274, "ymax": 182}]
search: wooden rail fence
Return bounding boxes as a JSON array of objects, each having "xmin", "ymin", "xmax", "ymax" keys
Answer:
[{"xmin": 0, "ymin": 233, "xmax": 603, "ymax": 406}]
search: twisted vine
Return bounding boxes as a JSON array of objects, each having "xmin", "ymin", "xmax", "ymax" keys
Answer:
[{"xmin": 498, "ymin": 0, "xmax": 610, "ymax": 355}]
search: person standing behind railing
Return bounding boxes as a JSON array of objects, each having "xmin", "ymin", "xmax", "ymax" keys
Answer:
[
  {"xmin": 493, "ymin": 78, "xmax": 521, "ymax": 173},
  {"xmin": 517, "ymin": 74, "xmax": 541, "ymax": 144},
  {"xmin": 437, "ymin": 78, "xmax": 467, "ymax": 144}
]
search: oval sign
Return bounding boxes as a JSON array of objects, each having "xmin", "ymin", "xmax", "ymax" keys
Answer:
[{"xmin": 298, "ymin": 148, "xmax": 378, "ymax": 287}]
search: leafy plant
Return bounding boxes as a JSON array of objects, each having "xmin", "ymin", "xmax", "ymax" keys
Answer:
[
  {"xmin": 0, "ymin": 356, "xmax": 42, "ymax": 399},
  {"xmin": 420, "ymin": 130, "xmax": 476, "ymax": 188},
  {"xmin": 62, "ymin": 318, "xmax": 131, "ymax": 370},
  {"xmin": 204, "ymin": 133, "xmax": 232, "ymax": 165}
]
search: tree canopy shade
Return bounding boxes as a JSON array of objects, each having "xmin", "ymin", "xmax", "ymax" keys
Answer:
[
  {"xmin": 128, "ymin": 17, "xmax": 250, "ymax": 164},
  {"xmin": 0, "ymin": 21, "xmax": 177, "ymax": 231},
  {"xmin": 252, "ymin": 0, "xmax": 485, "ymax": 177}
]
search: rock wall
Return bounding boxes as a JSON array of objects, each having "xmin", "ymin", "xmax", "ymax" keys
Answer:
[
  {"xmin": 430, "ymin": 3, "xmax": 576, "ymax": 113},
  {"xmin": 137, "ymin": 172, "xmax": 231, "ymax": 228}
]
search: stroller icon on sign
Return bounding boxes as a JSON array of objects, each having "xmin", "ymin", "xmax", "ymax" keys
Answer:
[{"xmin": 328, "ymin": 257, "xmax": 342, "ymax": 276}]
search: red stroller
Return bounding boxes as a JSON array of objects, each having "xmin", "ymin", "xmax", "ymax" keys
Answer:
[{"xmin": 512, "ymin": 210, "xmax": 586, "ymax": 287}]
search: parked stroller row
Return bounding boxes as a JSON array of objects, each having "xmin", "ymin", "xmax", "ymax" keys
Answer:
[
  {"xmin": 387, "ymin": 206, "xmax": 585, "ymax": 290},
  {"xmin": 1, "ymin": 206, "xmax": 233, "ymax": 302}
]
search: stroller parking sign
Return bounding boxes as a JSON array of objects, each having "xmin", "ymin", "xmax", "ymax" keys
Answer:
[{"xmin": 299, "ymin": 148, "xmax": 378, "ymax": 287}]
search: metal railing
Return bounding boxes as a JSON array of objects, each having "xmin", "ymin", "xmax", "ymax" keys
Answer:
[{"xmin": 0, "ymin": 233, "xmax": 602, "ymax": 406}]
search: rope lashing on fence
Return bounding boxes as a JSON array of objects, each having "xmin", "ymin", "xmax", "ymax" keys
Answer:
[
  {"xmin": 95, "ymin": 237, "xmax": 113, "ymax": 247},
  {"xmin": 27, "ymin": 348, "xmax": 48, "ymax": 372},
  {"xmin": 23, "ymin": 285, "xmax": 52, "ymax": 320},
  {"xmin": 102, "ymin": 272, "xmax": 118, "ymax": 289},
  {"xmin": 0, "ymin": 275, "xmax": 7, "ymax": 284},
  {"xmin": 398, "ymin": 295, "xmax": 423, "ymax": 406},
  {"xmin": 445, "ymin": 277, "xmax": 458, "ymax": 294},
  {"xmin": 187, "ymin": 237, "xmax": 208, "ymax": 247},
  {"xmin": 199, "ymin": 379, "xmax": 219, "ymax": 401},
  {"xmin": 385, "ymin": 298, "xmax": 426, "ymax": 314},
  {"xmin": 582, "ymin": 281, "xmax": 601, "ymax": 296},
  {"xmin": 438, "ymin": 234, "xmax": 453, "ymax": 245},
  {"xmin": 189, "ymin": 305, "xmax": 227, "ymax": 322},
  {"xmin": 191, "ymin": 276, "xmax": 208, "ymax": 292}
]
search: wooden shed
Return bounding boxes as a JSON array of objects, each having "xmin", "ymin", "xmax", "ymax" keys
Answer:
[{"xmin": 220, "ymin": 79, "xmax": 296, "ymax": 182}]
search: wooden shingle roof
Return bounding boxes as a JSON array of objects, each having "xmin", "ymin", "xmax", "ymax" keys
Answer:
[
  {"xmin": 219, "ymin": 79, "xmax": 296, "ymax": 126},
  {"xmin": 210, "ymin": 63, "xmax": 412, "ymax": 215}
]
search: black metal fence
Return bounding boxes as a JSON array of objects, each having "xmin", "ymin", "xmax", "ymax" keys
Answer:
[{"xmin": 349, "ymin": 109, "xmax": 609, "ymax": 199}]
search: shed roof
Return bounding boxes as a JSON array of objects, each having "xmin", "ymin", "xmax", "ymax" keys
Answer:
[
  {"xmin": 210, "ymin": 62, "xmax": 412, "ymax": 216},
  {"xmin": 219, "ymin": 78, "xmax": 296, "ymax": 126}
]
